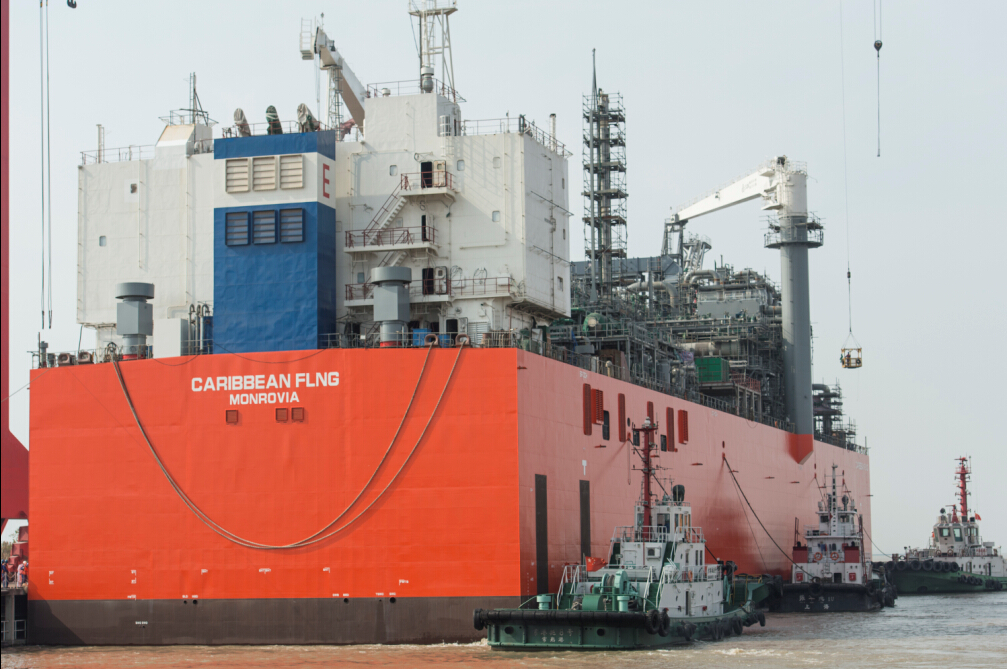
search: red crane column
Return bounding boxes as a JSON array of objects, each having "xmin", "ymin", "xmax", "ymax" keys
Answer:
[{"xmin": 1, "ymin": 0, "xmax": 31, "ymax": 532}]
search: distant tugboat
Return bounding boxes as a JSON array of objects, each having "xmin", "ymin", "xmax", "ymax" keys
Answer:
[
  {"xmin": 474, "ymin": 419, "xmax": 769, "ymax": 649},
  {"xmin": 888, "ymin": 458, "xmax": 1005, "ymax": 594},
  {"xmin": 771, "ymin": 464, "xmax": 895, "ymax": 612}
]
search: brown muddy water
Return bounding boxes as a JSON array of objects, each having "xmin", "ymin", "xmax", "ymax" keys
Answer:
[{"xmin": 3, "ymin": 593, "xmax": 1004, "ymax": 668}]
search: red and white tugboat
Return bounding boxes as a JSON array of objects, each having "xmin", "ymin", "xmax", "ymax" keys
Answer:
[{"xmin": 772, "ymin": 464, "xmax": 894, "ymax": 612}]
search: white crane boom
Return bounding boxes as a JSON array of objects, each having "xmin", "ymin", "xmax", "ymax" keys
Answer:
[
  {"xmin": 672, "ymin": 158, "xmax": 785, "ymax": 224},
  {"xmin": 301, "ymin": 24, "xmax": 367, "ymax": 128}
]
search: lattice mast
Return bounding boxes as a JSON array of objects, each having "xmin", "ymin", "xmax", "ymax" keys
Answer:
[
  {"xmin": 583, "ymin": 51, "xmax": 627, "ymax": 299},
  {"xmin": 955, "ymin": 456, "xmax": 971, "ymax": 521},
  {"xmin": 409, "ymin": 0, "xmax": 457, "ymax": 94}
]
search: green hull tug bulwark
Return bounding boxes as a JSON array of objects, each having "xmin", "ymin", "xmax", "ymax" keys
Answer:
[
  {"xmin": 474, "ymin": 419, "xmax": 768, "ymax": 649},
  {"xmin": 887, "ymin": 457, "xmax": 1005, "ymax": 595}
]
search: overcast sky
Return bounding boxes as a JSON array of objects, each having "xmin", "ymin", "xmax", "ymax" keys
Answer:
[{"xmin": 5, "ymin": 1, "xmax": 1006, "ymax": 550}]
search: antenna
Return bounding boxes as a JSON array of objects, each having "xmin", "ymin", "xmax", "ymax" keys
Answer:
[{"xmin": 409, "ymin": 1, "xmax": 458, "ymax": 96}]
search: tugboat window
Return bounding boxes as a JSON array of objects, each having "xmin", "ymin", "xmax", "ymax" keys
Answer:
[
  {"xmin": 940, "ymin": 528, "xmax": 950, "ymax": 537},
  {"xmin": 953, "ymin": 527, "xmax": 963, "ymax": 541}
]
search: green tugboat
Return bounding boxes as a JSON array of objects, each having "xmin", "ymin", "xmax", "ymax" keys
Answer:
[
  {"xmin": 474, "ymin": 419, "xmax": 769, "ymax": 649},
  {"xmin": 887, "ymin": 457, "xmax": 1006, "ymax": 595}
]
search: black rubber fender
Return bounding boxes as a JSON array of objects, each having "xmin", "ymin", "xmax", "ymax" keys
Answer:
[
  {"xmin": 921, "ymin": 560, "xmax": 933, "ymax": 572},
  {"xmin": 809, "ymin": 582, "xmax": 823, "ymax": 597},
  {"xmin": 950, "ymin": 561, "xmax": 960, "ymax": 572},
  {"xmin": 658, "ymin": 611, "xmax": 672, "ymax": 637},
  {"xmin": 758, "ymin": 611, "xmax": 767, "ymax": 627},
  {"xmin": 680, "ymin": 622, "xmax": 695, "ymax": 641},
  {"xmin": 731, "ymin": 617, "xmax": 744, "ymax": 636},
  {"xmin": 909, "ymin": 560, "xmax": 921, "ymax": 571},
  {"xmin": 866, "ymin": 581, "xmax": 878, "ymax": 597},
  {"xmin": 473, "ymin": 609, "xmax": 486, "ymax": 631},
  {"xmin": 643, "ymin": 609, "xmax": 661, "ymax": 635},
  {"xmin": 896, "ymin": 560, "xmax": 908, "ymax": 571}
]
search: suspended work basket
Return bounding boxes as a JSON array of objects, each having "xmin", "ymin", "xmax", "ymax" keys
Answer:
[{"xmin": 841, "ymin": 333, "xmax": 862, "ymax": 369}]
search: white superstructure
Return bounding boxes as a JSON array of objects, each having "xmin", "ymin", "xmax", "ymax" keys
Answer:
[{"xmin": 75, "ymin": 2, "xmax": 570, "ymax": 355}]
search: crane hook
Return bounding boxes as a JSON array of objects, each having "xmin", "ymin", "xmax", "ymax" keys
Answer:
[
  {"xmin": 67, "ymin": 0, "xmax": 77, "ymax": 7},
  {"xmin": 874, "ymin": 39, "xmax": 882, "ymax": 54}
]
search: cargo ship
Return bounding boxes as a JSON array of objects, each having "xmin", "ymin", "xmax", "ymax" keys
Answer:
[{"xmin": 5, "ymin": 1, "xmax": 871, "ymax": 645}]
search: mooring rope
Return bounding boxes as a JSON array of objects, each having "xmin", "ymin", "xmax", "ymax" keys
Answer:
[
  {"xmin": 112, "ymin": 342, "xmax": 464, "ymax": 549},
  {"xmin": 723, "ymin": 457, "xmax": 813, "ymax": 577}
]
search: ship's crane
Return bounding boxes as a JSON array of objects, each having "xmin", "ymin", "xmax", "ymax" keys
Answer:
[
  {"xmin": 668, "ymin": 156, "xmax": 821, "ymax": 437},
  {"xmin": 299, "ymin": 19, "xmax": 367, "ymax": 131}
]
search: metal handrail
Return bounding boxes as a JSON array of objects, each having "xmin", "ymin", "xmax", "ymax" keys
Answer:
[
  {"xmin": 366, "ymin": 78, "xmax": 465, "ymax": 103},
  {"xmin": 345, "ymin": 225, "xmax": 437, "ymax": 249},
  {"xmin": 398, "ymin": 171, "xmax": 456, "ymax": 192},
  {"xmin": 460, "ymin": 117, "xmax": 570, "ymax": 157},
  {"xmin": 80, "ymin": 145, "xmax": 156, "ymax": 165},
  {"xmin": 220, "ymin": 120, "xmax": 331, "ymax": 138}
]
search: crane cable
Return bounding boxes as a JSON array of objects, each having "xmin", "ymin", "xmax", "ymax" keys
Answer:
[
  {"xmin": 839, "ymin": 2, "xmax": 855, "ymax": 339},
  {"xmin": 38, "ymin": 2, "xmax": 45, "ymax": 329},
  {"xmin": 38, "ymin": 1, "xmax": 54, "ymax": 329},
  {"xmin": 45, "ymin": 0, "xmax": 54, "ymax": 328},
  {"xmin": 112, "ymin": 342, "xmax": 465, "ymax": 550},
  {"xmin": 874, "ymin": 0, "xmax": 883, "ymax": 158}
]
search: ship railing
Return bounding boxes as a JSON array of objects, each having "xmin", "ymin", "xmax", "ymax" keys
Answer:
[
  {"xmin": 345, "ymin": 225, "xmax": 438, "ymax": 249},
  {"xmin": 612, "ymin": 526, "xmax": 672, "ymax": 543},
  {"xmin": 80, "ymin": 144, "xmax": 156, "ymax": 165},
  {"xmin": 397, "ymin": 171, "xmax": 457, "ymax": 193},
  {"xmin": 460, "ymin": 117, "xmax": 571, "ymax": 157},
  {"xmin": 366, "ymin": 78, "xmax": 466, "ymax": 103},
  {"xmin": 344, "ymin": 277, "xmax": 513, "ymax": 303},
  {"xmin": 661, "ymin": 564, "xmax": 722, "ymax": 584},
  {"xmin": 559, "ymin": 564, "xmax": 584, "ymax": 594},
  {"xmin": 220, "ymin": 120, "xmax": 332, "ymax": 139}
]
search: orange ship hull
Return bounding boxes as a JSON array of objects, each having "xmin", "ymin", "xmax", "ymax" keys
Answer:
[{"xmin": 27, "ymin": 348, "xmax": 870, "ymax": 644}]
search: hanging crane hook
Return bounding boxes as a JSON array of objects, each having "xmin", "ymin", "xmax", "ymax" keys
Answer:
[
  {"xmin": 874, "ymin": 39, "xmax": 882, "ymax": 54},
  {"xmin": 67, "ymin": 0, "xmax": 77, "ymax": 7}
]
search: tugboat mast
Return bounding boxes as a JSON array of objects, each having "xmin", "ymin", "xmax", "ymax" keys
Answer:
[
  {"xmin": 632, "ymin": 418, "xmax": 661, "ymax": 536},
  {"xmin": 955, "ymin": 457, "xmax": 971, "ymax": 521}
]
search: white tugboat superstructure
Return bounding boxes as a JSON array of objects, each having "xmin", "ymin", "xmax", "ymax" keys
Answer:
[{"xmin": 772, "ymin": 464, "xmax": 894, "ymax": 612}]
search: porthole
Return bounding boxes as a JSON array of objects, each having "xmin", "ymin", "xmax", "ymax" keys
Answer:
[{"xmin": 99, "ymin": 235, "xmax": 107, "ymax": 247}]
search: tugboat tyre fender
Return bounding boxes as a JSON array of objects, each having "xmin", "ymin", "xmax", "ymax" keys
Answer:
[
  {"xmin": 473, "ymin": 609, "xmax": 486, "ymax": 631},
  {"xmin": 644, "ymin": 609, "xmax": 661, "ymax": 635},
  {"xmin": 922, "ymin": 560, "xmax": 933, "ymax": 572},
  {"xmin": 909, "ymin": 560, "xmax": 921, "ymax": 571},
  {"xmin": 758, "ymin": 611, "xmax": 767, "ymax": 627},
  {"xmin": 950, "ymin": 562, "xmax": 960, "ymax": 572},
  {"xmin": 731, "ymin": 617, "xmax": 744, "ymax": 636},
  {"xmin": 681, "ymin": 622, "xmax": 695, "ymax": 641},
  {"xmin": 896, "ymin": 561, "xmax": 908, "ymax": 571},
  {"xmin": 865, "ymin": 581, "xmax": 878, "ymax": 597},
  {"xmin": 657, "ymin": 611, "xmax": 672, "ymax": 637},
  {"xmin": 809, "ymin": 582, "xmax": 823, "ymax": 597}
]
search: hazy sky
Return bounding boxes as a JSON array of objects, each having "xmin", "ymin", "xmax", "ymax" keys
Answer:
[{"xmin": 5, "ymin": 1, "xmax": 1006, "ymax": 550}]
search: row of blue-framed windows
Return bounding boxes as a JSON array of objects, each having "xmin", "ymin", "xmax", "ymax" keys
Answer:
[{"xmin": 225, "ymin": 209, "xmax": 304, "ymax": 246}]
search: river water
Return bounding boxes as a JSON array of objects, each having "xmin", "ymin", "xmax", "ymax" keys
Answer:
[{"xmin": 3, "ymin": 593, "xmax": 1004, "ymax": 668}]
